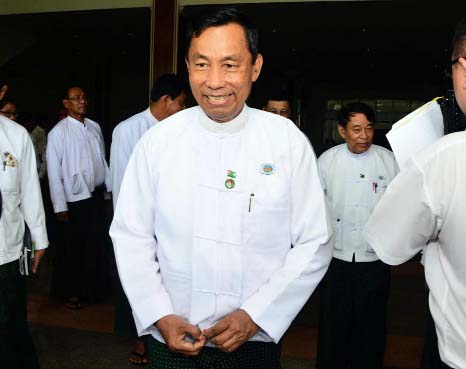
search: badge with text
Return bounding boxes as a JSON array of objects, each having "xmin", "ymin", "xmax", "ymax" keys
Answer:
[
  {"xmin": 260, "ymin": 163, "xmax": 275, "ymax": 175},
  {"xmin": 227, "ymin": 170, "xmax": 236, "ymax": 178},
  {"xmin": 225, "ymin": 178, "xmax": 235, "ymax": 189}
]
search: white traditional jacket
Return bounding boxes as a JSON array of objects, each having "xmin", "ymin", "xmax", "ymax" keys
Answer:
[
  {"xmin": 318, "ymin": 144, "xmax": 398, "ymax": 262},
  {"xmin": 364, "ymin": 132, "xmax": 466, "ymax": 369},
  {"xmin": 46, "ymin": 116, "xmax": 110, "ymax": 213},
  {"xmin": 0, "ymin": 116, "xmax": 48, "ymax": 265},
  {"xmin": 110, "ymin": 105, "xmax": 333, "ymax": 344},
  {"xmin": 110, "ymin": 108, "xmax": 158, "ymax": 208}
]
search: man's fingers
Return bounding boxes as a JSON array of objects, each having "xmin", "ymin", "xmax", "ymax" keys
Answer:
[
  {"xmin": 172, "ymin": 334, "xmax": 205, "ymax": 355},
  {"xmin": 204, "ymin": 319, "xmax": 229, "ymax": 338},
  {"xmin": 32, "ymin": 249, "xmax": 46, "ymax": 273},
  {"xmin": 183, "ymin": 323, "xmax": 203, "ymax": 340},
  {"xmin": 209, "ymin": 329, "xmax": 235, "ymax": 346},
  {"xmin": 216, "ymin": 336, "xmax": 242, "ymax": 353}
]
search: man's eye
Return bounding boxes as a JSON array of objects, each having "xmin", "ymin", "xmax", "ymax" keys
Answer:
[
  {"xmin": 196, "ymin": 63, "xmax": 207, "ymax": 68},
  {"xmin": 225, "ymin": 64, "xmax": 236, "ymax": 69}
]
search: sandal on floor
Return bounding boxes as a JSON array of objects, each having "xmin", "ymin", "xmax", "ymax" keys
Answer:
[
  {"xmin": 129, "ymin": 351, "xmax": 148, "ymax": 366},
  {"xmin": 65, "ymin": 299, "xmax": 82, "ymax": 310}
]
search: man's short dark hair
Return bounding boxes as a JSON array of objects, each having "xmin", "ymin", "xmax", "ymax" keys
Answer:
[
  {"xmin": 338, "ymin": 102, "xmax": 375, "ymax": 128},
  {"xmin": 265, "ymin": 90, "xmax": 291, "ymax": 105},
  {"xmin": 184, "ymin": 7, "xmax": 259, "ymax": 62},
  {"xmin": 150, "ymin": 73, "xmax": 185, "ymax": 103},
  {"xmin": 452, "ymin": 17, "xmax": 466, "ymax": 58}
]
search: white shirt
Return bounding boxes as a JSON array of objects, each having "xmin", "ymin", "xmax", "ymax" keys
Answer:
[
  {"xmin": 318, "ymin": 144, "xmax": 398, "ymax": 262},
  {"xmin": 46, "ymin": 116, "xmax": 110, "ymax": 213},
  {"xmin": 363, "ymin": 132, "xmax": 466, "ymax": 369},
  {"xmin": 0, "ymin": 116, "xmax": 48, "ymax": 265},
  {"xmin": 110, "ymin": 105, "xmax": 333, "ymax": 344},
  {"xmin": 110, "ymin": 108, "xmax": 158, "ymax": 208}
]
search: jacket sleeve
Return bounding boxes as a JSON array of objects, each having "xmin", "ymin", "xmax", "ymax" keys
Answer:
[
  {"xmin": 363, "ymin": 159, "xmax": 436, "ymax": 265},
  {"xmin": 20, "ymin": 131, "xmax": 48, "ymax": 250},
  {"xmin": 109, "ymin": 125, "xmax": 133, "ymax": 209},
  {"xmin": 46, "ymin": 128, "xmax": 68, "ymax": 213},
  {"xmin": 241, "ymin": 126, "xmax": 334, "ymax": 342},
  {"xmin": 109, "ymin": 136, "xmax": 174, "ymax": 336}
]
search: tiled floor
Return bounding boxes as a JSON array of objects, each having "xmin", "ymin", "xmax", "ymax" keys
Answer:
[{"xmin": 27, "ymin": 259, "xmax": 427, "ymax": 369}]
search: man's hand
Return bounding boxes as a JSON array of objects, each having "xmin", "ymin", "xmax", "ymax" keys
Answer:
[
  {"xmin": 155, "ymin": 315, "xmax": 206, "ymax": 356},
  {"xmin": 56, "ymin": 211, "xmax": 69, "ymax": 223},
  {"xmin": 203, "ymin": 309, "xmax": 259, "ymax": 353},
  {"xmin": 32, "ymin": 249, "xmax": 46, "ymax": 274}
]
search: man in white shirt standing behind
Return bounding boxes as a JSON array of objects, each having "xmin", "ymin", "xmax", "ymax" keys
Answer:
[
  {"xmin": 0, "ymin": 79, "xmax": 48, "ymax": 369},
  {"xmin": 46, "ymin": 86, "xmax": 110, "ymax": 309},
  {"xmin": 364, "ymin": 17, "xmax": 466, "ymax": 369},
  {"xmin": 110, "ymin": 73, "xmax": 186, "ymax": 366},
  {"xmin": 110, "ymin": 73, "xmax": 186, "ymax": 208},
  {"xmin": 110, "ymin": 7, "xmax": 333, "ymax": 368},
  {"xmin": 316, "ymin": 102, "xmax": 398, "ymax": 369}
]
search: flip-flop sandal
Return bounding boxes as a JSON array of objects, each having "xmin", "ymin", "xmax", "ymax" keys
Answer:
[
  {"xmin": 65, "ymin": 300, "xmax": 82, "ymax": 310},
  {"xmin": 129, "ymin": 351, "xmax": 148, "ymax": 366}
]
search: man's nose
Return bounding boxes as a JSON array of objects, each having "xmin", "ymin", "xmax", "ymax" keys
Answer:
[{"xmin": 206, "ymin": 65, "xmax": 225, "ymax": 89}]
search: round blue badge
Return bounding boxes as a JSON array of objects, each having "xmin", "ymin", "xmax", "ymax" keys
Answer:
[{"xmin": 260, "ymin": 163, "xmax": 275, "ymax": 175}]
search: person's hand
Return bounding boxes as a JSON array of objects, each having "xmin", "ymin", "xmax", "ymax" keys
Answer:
[
  {"xmin": 56, "ymin": 211, "xmax": 69, "ymax": 223},
  {"xmin": 155, "ymin": 315, "xmax": 206, "ymax": 356},
  {"xmin": 203, "ymin": 309, "xmax": 259, "ymax": 353},
  {"xmin": 32, "ymin": 249, "xmax": 46, "ymax": 274}
]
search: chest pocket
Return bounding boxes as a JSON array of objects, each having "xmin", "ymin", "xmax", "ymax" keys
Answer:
[{"xmin": 0, "ymin": 165, "xmax": 20, "ymax": 193}]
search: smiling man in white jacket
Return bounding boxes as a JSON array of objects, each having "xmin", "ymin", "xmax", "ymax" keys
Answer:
[{"xmin": 110, "ymin": 7, "xmax": 333, "ymax": 369}]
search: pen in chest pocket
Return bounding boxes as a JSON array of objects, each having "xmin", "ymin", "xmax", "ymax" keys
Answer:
[{"xmin": 248, "ymin": 193, "xmax": 254, "ymax": 212}]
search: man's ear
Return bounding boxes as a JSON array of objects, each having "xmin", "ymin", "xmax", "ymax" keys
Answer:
[
  {"xmin": 337, "ymin": 124, "xmax": 347, "ymax": 140},
  {"xmin": 251, "ymin": 54, "xmax": 263, "ymax": 82},
  {"xmin": 0, "ymin": 85, "xmax": 8, "ymax": 101}
]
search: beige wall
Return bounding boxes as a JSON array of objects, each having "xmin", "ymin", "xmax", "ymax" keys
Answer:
[{"xmin": 0, "ymin": 0, "xmax": 151, "ymax": 15}]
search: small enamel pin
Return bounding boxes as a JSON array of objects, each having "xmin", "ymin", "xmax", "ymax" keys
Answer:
[
  {"xmin": 260, "ymin": 163, "xmax": 275, "ymax": 175},
  {"xmin": 360, "ymin": 173, "xmax": 365, "ymax": 178},
  {"xmin": 225, "ymin": 178, "xmax": 235, "ymax": 189},
  {"xmin": 379, "ymin": 175, "xmax": 385, "ymax": 180},
  {"xmin": 227, "ymin": 170, "xmax": 236, "ymax": 178}
]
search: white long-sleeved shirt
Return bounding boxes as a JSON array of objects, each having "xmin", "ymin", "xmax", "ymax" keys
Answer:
[
  {"xmin": 110, "ymin": 105, "xmax": 333, "ymax": 344},
  {"xmin": 0, "ymin": 116, "xmax": 48, "ymax": 265},
  {"xmin": 110, "ymin": 108, "xmax": 158, "ymax": 208},
  {"xmin": 363, "ymin": 132, "xmax": 466, "ymax": 369},
  {"xmin": 318, "ymin": 144, "xmax": 398, "ymax": 262},
  {"xmin": 46, "ymin": 116, "xmax": 110, "ymax": 213}
]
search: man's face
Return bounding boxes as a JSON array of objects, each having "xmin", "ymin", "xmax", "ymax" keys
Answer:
[
  {"xmin": 0, "ymin": 102, "xmax": 18, "ymax": 121},
  {"xmin": 265, "ymin": 100, "xmax": 290, "ymax": 118},
  {"xmin": 165, "ymin": 91, "xmax": 187, "ymax": 117},
  {"xmin": 452, "ymin": 57, "xmax": 466, "ymax": 114},
  {"xmin": 63, "ymin": 87, "xmax": 88, "ymax": 119},
  {"xmin": 338, "ymin": 112, "xmax": 374, "ymax": 154},
  {"xmin": 186, "ymin": 23, "xmax": 263, "ymax": 123}
]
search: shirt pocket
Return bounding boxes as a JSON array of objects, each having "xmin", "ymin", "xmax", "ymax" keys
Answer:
[
  {"xmin": 70, "ymin": 173, "xmax": 87, "ymax": 194},
  {"xmin": 245, "ymin": 201, "xmax": 290, "ymax": 250},
  {"xmin": 0, "ymin": 166, "xmax": 20, "ymax": 193}
]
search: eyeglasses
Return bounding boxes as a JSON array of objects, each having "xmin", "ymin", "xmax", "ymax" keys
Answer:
[
  {"xmin": 0, "ymin": 110, "xmax": 18, "ymax": 118},
  {"xmin": 267, "ymin": 109, "xmax": 290, "ymax": 117},
  {"xmin": 444, "ymin": 57, "xmax": 464, "ymax": 78},
  {"xmin": 65, "ymin": 95, "xmax": 88, "ymax": 102}
]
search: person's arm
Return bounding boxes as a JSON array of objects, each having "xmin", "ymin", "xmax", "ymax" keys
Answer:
[
  {"xmin": 19, "ymin": 130, "xmax": 48, "ymax": 270},
  {"xmin": 110, "ymin": 136, "xmax": 204, "ymax": 354},
  {"xmin": 363, "ymin": 159, "xmax": 437, "ymax": 265},
  {"xmin": 46, "ymin": 129, "xmax": 68, "ymax": 214},
  {"xmin": 109, "ymin": 125, "xmax": 132, "ymax": 209}
]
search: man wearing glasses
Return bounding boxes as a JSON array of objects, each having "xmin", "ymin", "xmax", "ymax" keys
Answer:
[
  {"xmin": 0, "ymin": 100, "xmax": 18, "ymax": 121},
  {"xmin": 263, "ymin": 91, "xmax": 291, "ymax": 120},
  {"xmin": 46, "ymin": 86, "xmax": 110, "ymax": 310},
  {"xmin": 0, "ymin": 79, "xmax": 48, "ymax": 369},
  {"xmin": 363, "ymin": 17, "xmax": 466, "ymax": 369}
]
